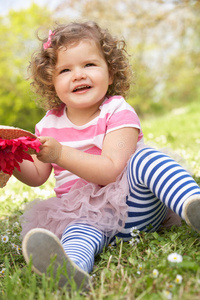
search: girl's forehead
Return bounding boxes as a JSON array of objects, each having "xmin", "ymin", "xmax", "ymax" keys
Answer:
[
  {"xmin": 58, "ymin": 39, "xmax": 104, "ymax": 58},
  {"xmin": 61, "ymin": 38, "xmax": 100, "ymax": 51}
]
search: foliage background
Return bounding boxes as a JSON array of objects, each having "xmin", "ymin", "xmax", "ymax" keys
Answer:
[
  {"xmin": 0, "ymin": 0, "xmax": 199, "ymax": 132},
  {"xmin": 0, "ymin": 1, "xmax": 200, "ymax": 299}
]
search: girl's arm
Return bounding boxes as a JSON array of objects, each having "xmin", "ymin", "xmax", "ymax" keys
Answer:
[
  {"xmin": 37, "ymin": 127, "xmax": 138, "ymax": 186},
  {"xmin": 13, "ymin": 154, "xmax": 52, "ymax": 187}
]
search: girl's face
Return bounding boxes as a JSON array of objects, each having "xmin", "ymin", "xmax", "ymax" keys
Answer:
[{"xmin": 53, "ymin": 40, "xmax": 113, "ymax": 117}]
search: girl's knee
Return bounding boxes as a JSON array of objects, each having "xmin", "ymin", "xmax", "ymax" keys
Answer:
[
  {"xmin": 129, "ymin": 146, "xmax": 157, "ymax": 164},
  {"xmin": 128, "ymin": 147, "xmax": 154, "ymax": 180}
]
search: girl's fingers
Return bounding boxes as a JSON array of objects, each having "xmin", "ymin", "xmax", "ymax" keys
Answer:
[{"xmin": 38, "ymin": 136, "xmax": 48, "ymax": 144}]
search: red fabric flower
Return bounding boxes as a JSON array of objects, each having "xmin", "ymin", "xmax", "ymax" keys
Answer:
[{"xmin": 0, "ymin": 137, "xmax": 41, "ymax": 175}]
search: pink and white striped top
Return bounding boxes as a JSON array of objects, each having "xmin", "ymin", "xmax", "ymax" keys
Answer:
[{"xmin": 35, "ymin": 96, "xmax": 144, "ymax": 197}]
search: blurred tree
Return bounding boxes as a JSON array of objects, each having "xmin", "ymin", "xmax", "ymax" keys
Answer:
[
  {"xmin": 0, "ymin": 0, "xmax": 199, "ymax": 129},
  {"xmin": 0, "ymin": 4, "xmax": 54, "ymax": 132},
  {"xmin": 55, "ymin": 0, "xmax": 200, "ymax": 116},
  {"xmin": 157, "ymin": 0, "xmax": 200, "ymax": 112}
]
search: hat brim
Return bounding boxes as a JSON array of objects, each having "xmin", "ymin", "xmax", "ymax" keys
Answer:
[{"xmin": 0, "ymin": 126, "xmax": 36, "ymax": 139}]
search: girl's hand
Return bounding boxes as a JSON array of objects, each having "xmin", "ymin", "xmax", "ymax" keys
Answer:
[{"xmin": 37, "ymin": 136, "xmax": 62, "ymax": 164}]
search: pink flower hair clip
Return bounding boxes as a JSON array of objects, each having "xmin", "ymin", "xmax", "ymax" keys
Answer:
[{"xmin": 43, "ymin": 30, "xmax": 55, "ymax": 50}]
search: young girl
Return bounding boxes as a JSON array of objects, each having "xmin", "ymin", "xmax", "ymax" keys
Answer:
[{"xmin": 13, "ymin": 21, "xmax": 200, "ymax": 290}]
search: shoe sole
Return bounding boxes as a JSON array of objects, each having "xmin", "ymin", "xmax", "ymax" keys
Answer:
[
  {"xmin": 22, "ymin": 228, "xmax": 91, "ymax": 290},
  {"xmin": 183, "ymin": 195, "xmax": 200, "ymax": 233}
]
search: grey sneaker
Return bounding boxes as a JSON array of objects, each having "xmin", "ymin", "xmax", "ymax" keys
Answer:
[
  {"xmin": 22, "ymin": 228, "xmax": 91, "ymax": 290},
  {"xmin": 182, "ymin": 195, "xmax": 200, "ymax": 233}
]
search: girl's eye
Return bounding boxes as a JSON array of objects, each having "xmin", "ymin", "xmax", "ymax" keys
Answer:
[
  {"xmin": 85, "ymin": 63, "xmax": 95, "ymax": 67},
  {"xmin": 60, "ymin": 69, "xmax": 70, "ymax": 74}
]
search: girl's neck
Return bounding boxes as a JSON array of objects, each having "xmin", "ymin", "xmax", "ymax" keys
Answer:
[{"xmin": 65, "ymin": 106, "xmax": 101, "ymax": 126}]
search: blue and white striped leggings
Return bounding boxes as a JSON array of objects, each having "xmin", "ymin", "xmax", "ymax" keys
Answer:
[{"xmin": 61, "ymin": 147, "xmax": 200, "ymax": 273}]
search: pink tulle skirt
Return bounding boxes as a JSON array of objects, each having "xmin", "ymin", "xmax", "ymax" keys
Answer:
[{"xmin": 20, "ymin": 167, "xmax": 129, "ymax": 239}]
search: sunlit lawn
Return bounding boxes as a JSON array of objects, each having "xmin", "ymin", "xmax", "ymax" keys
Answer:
[
  {"xmin": 0, "ymin": 101, "xmax": 200, "ymax": 299},
  {"xmin": 142, "ymin": 101, "xmax": 200, "ymax": 177}
]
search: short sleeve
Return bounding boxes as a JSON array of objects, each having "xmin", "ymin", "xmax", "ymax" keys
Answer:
[
  {"xmin": 35, "ymin": 125, "xmax": 41, "ymax": 137},
  {"xmin": 104, "ymin": 96, "xmax": 143, "ymax": 141}
]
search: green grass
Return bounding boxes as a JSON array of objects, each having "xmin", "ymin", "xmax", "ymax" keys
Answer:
[
  {"xmin": 1, "ymin": 101, "xmax": 200, "ymax": 299},
  {"xmin": 142, "ymin": 101, "xmax": 200, "ymax": 177}
]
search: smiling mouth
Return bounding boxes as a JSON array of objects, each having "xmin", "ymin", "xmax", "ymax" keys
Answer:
[{"xmin": 73, "ymin": 85, "xmax": 91, "ymax": 92}]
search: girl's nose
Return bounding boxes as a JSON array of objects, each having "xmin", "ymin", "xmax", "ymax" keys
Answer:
[{"xmin": 72, "ymin": 68, "xmax": 86, "ymax": 81}]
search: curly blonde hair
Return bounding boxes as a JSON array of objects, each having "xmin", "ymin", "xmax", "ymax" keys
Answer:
[{"xmin": 29, "ymin": 21, "xmax": 132, "ymax": 111}]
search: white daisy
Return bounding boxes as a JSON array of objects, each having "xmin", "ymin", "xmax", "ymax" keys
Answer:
[
  {"xmin": 166, "ymin": 283, "xmax": 174, "ymax": 290},
  {"xmin": 0, "ymin": 268, "xmax": 6, "ymax": 275},
  {"xmin": 152, "ymin": 269, "xmax": 159, "ymax": 278},
  {"xmin": 163, "ymin": 290, "xmax": 172, "ymax": 299},
  {"xmin": 138, "ymin": 264, "xmax": 143, "ymax": 271},
  {"xmin": 1, "ymin": 235, "xmax": 9, "ymax": 243},
  {"xmin": 130, "ymin": 226, "xmax": 140, "ymax": 237},
  {"xmin": 16, "ymin": 246, "xmax": 21, "ymax": 255},
  {"xmin": 13, "ymin": 222, "xmax": 19, "ymax": 227},
  {"xmin": 167, "ymin": 253, "xmax": 183, "ymax": 263},
  {"xmin": 129, "ymin": 237, "xmax": 140, "ymax": 246},
  {"xmin": 175, "ymin": 274, "xmax": 183, "ymax": 284},
  {"xmin": 11, "ymin": 243, "xmax": 17, "ymax": 249}
]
